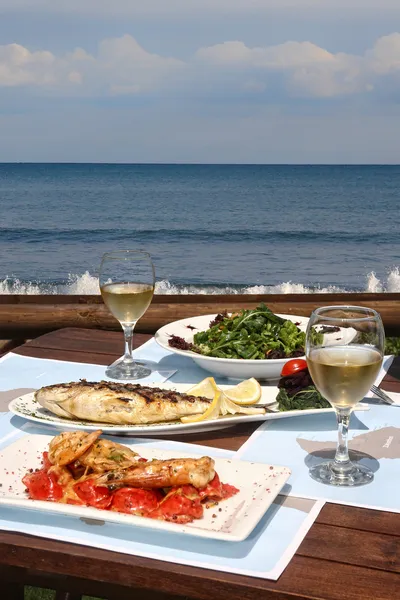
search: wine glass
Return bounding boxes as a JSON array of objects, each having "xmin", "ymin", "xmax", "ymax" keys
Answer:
[
  {"xmin": 99, "ymin": 250, "xmax": 156, "ymax": 380},
  {"xmin": 305, "ymin": 305, "xmax": 385, "ymax": 487}
]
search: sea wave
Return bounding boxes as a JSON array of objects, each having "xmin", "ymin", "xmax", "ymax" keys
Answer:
[
  {"xmin": 0, "ymin": 268, "xmax": 399, "ymax": 294},
  {"xmin": 0, "ymin": 226, "xmax": 391, "ymax": 245}
]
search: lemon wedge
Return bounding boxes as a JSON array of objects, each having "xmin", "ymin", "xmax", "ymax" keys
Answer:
[
  {"xmin": 180, "ymin": 389, "xmax": 222, "ymax": 423},
  {"xmin": 180, "ymin": 376, "xmax": 265, "ymax": 423},
  {"xmin": 186, "ymin": 377, "xmax": 219, "ymax": 400},
  {"xmin": 222, "ymin": 378, "xmax": 262, "ymax": 405}
]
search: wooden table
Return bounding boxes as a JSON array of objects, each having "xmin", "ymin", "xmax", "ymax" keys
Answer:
[{"xmin": 2, "ymin": 328, "xmax": 400, "ymax": 600}]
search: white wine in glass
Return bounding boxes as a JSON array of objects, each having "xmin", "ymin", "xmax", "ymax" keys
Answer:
[
  {"xmin": 101, "ymin": 282, "xmax": 154, "ymax": 324},
  {"xmin": 100, "ymin": 251, "xmax": 156, "ymax": 380},
  {"xmin": 306, "ymin": 306, "xmax": 385, "ymax": 487}
]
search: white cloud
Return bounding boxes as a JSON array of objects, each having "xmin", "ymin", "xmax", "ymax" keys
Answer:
[
  {"xmin": 0, "ymin": 44, "xmax": 56, "ymax": 86},
  {"xmin": 0, "ymin": 35, "xmax": 184, "ymax": 94},
  {"xmin": 1, "ymin": 33, "xmax": 400, "ymax": 100},
  {"xmin": 367, "ymin": 33, "xmax": 400, "ymax": 74},
  {"xmin": 196, "ymin": 41, "xmax": 334, "ymax": 69},
  {"xmin": 195, "ymin": 41, "xmax": 367, "ymax": 98},
  {"xmin": 95, "ymin": 35, "xmax": 184, "ymax": 95}
]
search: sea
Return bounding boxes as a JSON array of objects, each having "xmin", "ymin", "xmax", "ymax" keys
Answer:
[{"xmin": 0, "ymin": 163, "xmax": 399, "ymax": 295}]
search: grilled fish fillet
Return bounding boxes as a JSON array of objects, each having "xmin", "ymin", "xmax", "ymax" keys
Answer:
[{"xmin": 35, "ymin": 380, "xmax": 212, "ymax": 425}]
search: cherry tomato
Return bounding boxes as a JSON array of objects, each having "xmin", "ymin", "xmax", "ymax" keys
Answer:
[
  {"xmin": 22, "ymin": 469, "xmax": 63, "ymax": 502},
  {"xmin": 281, "ymin": 358, "xmax": 308, "ymax": 377},
  {"xmin": 111, "ymin": 488, "xmax": 162, "ymax": 515},
  {"xmin": 73, "ymin": 479, "xmax": 113, "ymax": 510}
]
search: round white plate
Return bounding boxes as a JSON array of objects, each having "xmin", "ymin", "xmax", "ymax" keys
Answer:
[{"xmin": 155, "ymin": 313, "xmax": 309, "ymax": 380}]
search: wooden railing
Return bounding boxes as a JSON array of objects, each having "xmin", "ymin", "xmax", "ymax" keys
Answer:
[{"xmin": 0, "ymin": 293, "xmax": 399, "ymax": 340}]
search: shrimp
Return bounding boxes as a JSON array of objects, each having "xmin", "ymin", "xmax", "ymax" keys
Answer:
[
  {"xmin": 78, "ymin": 439, "xmax": 140, "ymax": 473},
  {"xmin": 91, "ymin": 456, "xmax": 215, "ymax": 490},
  {"xmin": 48, "ymin": 430, "xmax": 102, "ymax": 466}
]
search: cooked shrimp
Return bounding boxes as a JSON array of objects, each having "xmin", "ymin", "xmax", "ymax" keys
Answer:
[
  {"xmin": 48, "ymin": 430, "xmax": 102, "ymax": 466},
  {"xmin": 92, "ymin": 456, "xmax": 215, "ymax": 490},
  {"xmin": 78, "ymin": 439, "xmax": 140, "ymax": 473}
]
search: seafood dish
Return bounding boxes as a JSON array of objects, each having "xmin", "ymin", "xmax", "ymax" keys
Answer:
[
  {"xmin": 35, "ymin": 380, "xmax": 212, "ymax": 425},
  {"xmin": 22, "ymin": 430, "xmax": 239, "ymax": 524}
]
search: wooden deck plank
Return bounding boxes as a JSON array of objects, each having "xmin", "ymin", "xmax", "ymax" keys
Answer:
[
  {"xmin": 1, "ymin": 529, "xmax": 400, "ymax": 600},
  {"xmin": 316, "ymin": 504, "xmax": 400, "ymax": 537}
]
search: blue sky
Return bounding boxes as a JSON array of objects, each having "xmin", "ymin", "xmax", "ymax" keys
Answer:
[{"xmin": 0, "ymin": 1, "xmax": 400, "ymax": 163}]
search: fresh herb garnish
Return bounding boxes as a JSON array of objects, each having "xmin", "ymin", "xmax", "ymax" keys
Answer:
[{"xmin": 109, "ymin": 452, "xmax": 125, "ymax": 462}]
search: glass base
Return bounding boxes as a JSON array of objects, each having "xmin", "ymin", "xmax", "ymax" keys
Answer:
[
  {"xmin": 309, "ymin": 460, "xmax": 374, "ymax": 487},
  {"xmin": 105, "ymin": 356, "xmax": 159, "ymax": 381}
]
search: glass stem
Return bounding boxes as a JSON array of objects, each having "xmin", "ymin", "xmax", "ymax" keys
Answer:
[
  {"xmin": 122, "ymin": 323, "xmax": 136, "ymax": 363},
  {"xmin": 334, "ymin": 410, "xmax": 351, "ymax": 468}
]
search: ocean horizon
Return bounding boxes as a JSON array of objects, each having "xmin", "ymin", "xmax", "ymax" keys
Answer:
[
  {"xmin": 2, "ymin": 162, "xmax": 400, "ymax": 166},
  {"xmin": 1, "ymin": 163, "xmax": 399, "ymax": 295}
]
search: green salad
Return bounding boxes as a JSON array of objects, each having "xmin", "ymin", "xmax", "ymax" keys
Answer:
[{"xmin": 190, "ymin": 303, "xmax": 306, "ymax": 360}]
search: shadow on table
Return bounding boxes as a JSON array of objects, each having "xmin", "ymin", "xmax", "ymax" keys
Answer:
[
  {"xmin": 265, "ymin": 411, "xmax": 369, "ymax": 433},
  {"xmin": 303, "ymin": 448, "xmax": 380, "ymax": 473}
]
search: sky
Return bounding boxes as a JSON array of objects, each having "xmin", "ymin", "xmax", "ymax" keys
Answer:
[{"xmin": 0, "ymin": 1, "xmax": 400, "ymax": 163}]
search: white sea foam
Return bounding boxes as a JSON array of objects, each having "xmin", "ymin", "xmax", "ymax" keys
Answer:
[{"xmin": 0, "ymin": 268, "xmax": 399, "ymax": 294}]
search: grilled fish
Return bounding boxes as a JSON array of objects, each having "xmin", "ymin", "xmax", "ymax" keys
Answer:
[{"xmin": 35, "ymin": 380, "xmax": 212, "ymax": 425}]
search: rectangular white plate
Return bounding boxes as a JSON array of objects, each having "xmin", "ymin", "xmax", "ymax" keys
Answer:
[
  {"xmin": 0, "ymin": 434, "xmax": 291, "ymax": 542},
  {"xmin": 8, "ymin": 385, "xmax": 368, "ymax": 436}
]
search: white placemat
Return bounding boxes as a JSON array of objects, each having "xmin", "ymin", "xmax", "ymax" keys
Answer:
[
  {"xmin": 236, "ymin": 386, "xmax": 400, "ymax": 513},
  {"xmin": 0, "ymin": 415, "xmax": 324, "ymax": 580}
]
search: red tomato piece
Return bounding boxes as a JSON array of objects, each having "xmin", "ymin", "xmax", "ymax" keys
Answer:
[
  {"xmin": 281, "ymin": 358, "xmax": 308, "ymax": 377},
  {"xmin": 111, "ymin": 488, "xmax": 162, "ymax": 516},
  {"xmin": 73, "ymin": 479, "xmax": 113, "ymax": 510},
  {"xmin": 152, "ymin": 485, "xmax": 203, "ymax": 524},
  {"xmin": 198, "ymin": 472, "xmax": 223, "ymax": 501},
  {"xmin": 22, "ymin": 469, "xmax": 63, "ymax": 502},
  {"xmin": 199, "ymin": 473, "xmax": 239, "ymax": 503},
  {"xmin": 221, "ymin": 483, "xmax": 240, "ymax": 499}
]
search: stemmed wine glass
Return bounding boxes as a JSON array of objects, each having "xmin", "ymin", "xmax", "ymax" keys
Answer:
[
  {"xmin": 305, "ymin": 306, "xmax": 385, "ymax": 487},
  {"xmin": 99, "ymin": 250, "xmax": 156, "ymax": 380}
]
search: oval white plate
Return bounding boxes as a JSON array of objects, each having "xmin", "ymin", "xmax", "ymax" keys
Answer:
[
  {"xmin": 9, "ymin": 382, "xmax": 367, "ymax": 437},
  {"xmin": 9, "ymin": 383, "xmax": 277, "ymax": 436},
  {"xmin": 155, "ymin": 313, "xmax": 309, "ymax": 380}
]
